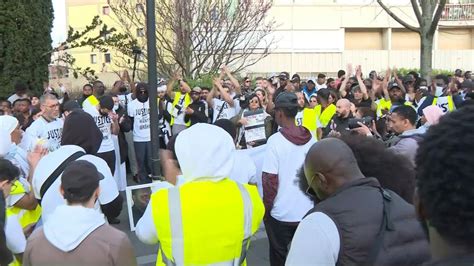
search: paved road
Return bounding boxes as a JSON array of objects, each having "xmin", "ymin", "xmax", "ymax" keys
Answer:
[{"xmin": 112, "ymin": 191, "xmax": 270, "ymax": 266}]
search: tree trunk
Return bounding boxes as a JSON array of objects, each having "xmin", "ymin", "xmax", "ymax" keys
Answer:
[{"xmin": 420, "ymin": 33, "xmax": 434, "ymax": 81}]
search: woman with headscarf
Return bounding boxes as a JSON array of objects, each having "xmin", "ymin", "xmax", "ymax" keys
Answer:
[
  {"xmin": 416, "ymin": 105, "xmax": 444, "ymax": 135},
  {"xmin": 0, "ymin": 115, "xmax": 41, "ymax": 237}
]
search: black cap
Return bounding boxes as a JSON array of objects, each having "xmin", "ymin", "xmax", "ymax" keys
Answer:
[
  {"xmin": 61, "ymin": 160, "xmax": 104, "ymax": 201},
  {"xmin": 63, "ymin": 100, "xmax": 81, "ymax": 112},
  {"xmin": 278, "ymin": 72, "xmax": 290, "ymax": 80},
  {"xmin": 275, "ymin": 92, "xmax": 298, "ymax": 108},
  {"xmin": 99, "ymin": 95, "xmax": 114, "ymax": 110},
  {"xmin": 389, "ymin": 83, "xmax": 402, "ymax": 90},
  {"xmin": 291, "ymin": 74, "xmax": 301, "ymax": 82},
  {"xmin": 404, "ymin": 76, "xmax": 415, "ymax": 83}
]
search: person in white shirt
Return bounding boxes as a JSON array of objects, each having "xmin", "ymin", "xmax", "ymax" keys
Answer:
[
  {"xmin": 166, "ymin": 76, "xmax": 192, "ymax": 136},
  {"xmin": 7, "ymin": 82, "xmax": 28, "ymax": 104},
  {"xmin": 84, "ymin": 95, "xmax": 119, "ymax": 175},
  {"xmin": 20, "ymin": 93, "xmax": 63, "ymax": 152},
  {"xmin": 207, "ymin": 78, "xmax": 238, "ymax": 122},
  {"xmin": 262, "ymin": 92, "xmax": 315, "ymax": 265},
  {"xmin": 31, "ymin": 110, "xmax": 122, "ymax": 224},
  {"xmin": 128, "ymin": 83, "xmax": 153, "ymax": 183},
  {"xmin": 316, "ymin": 73, "xmax": 328, "ymax": 91}
]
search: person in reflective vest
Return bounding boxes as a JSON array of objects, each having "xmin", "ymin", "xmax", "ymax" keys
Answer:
[
  {"xmin": 82, "ymin": 81, "xmax": 106, "ymax": 110},
  {"xmin": 166, "ymin": 76, "xmax": 192, "ymax": 136},
  {"xmin": 315, "ymin": 89, "xmax": 336, "ymax": 140},
  {"xmin": 295, "ymin": 92, "xmax": 318, "ymax": 138},
  {"xmin": 135, "ymin": 124, "xmax": 264, "ymax": 266}
]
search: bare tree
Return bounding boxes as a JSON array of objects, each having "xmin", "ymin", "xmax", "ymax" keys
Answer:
[
  {"xmin": 108, "ymin": 0, "xmax": 276, "ymax": 79},
  {"xmin": 377, "ymin": 0, "xmax": 447, "ymax": 79}
]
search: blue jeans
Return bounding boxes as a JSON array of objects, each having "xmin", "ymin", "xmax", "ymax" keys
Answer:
[{"xmin": 134, "ymin": 141, "xmax": 152, "ymax": 183}]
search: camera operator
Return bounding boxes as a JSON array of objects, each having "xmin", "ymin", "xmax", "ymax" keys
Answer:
[{"xmin": 322, "ymin": 98, "xmax": 353, "ymax": 138}]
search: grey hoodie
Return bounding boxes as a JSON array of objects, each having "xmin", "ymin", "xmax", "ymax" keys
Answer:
[{"xmin": 23, "ymin": 205, "xmax": 136, "ymax": 266}]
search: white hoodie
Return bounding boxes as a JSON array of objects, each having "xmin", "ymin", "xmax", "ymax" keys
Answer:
[{"xmin": 43, "ymin": 205, "xmax": 105, "ymax": 252}]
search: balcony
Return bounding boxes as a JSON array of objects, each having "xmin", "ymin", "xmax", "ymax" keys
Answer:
[{"xmin": 440, "ymin": 4, "xmax": 473, "ymax": 21}]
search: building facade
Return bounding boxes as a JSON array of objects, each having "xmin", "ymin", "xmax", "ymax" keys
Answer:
[{"xmin": 63, "ymin": 0, "xmax": 474, "ymax": 84}]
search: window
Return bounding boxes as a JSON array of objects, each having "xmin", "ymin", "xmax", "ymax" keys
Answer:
[
  {"xmin": 102, "ymin": 6, "xmax": 110, "ymax": 15},
  {"xmin": 90, "ymin": 54, "xmax": 97, "ymax": 64},
  {"xmin": 137, "ymin": 28, "xmax": 145, "ymax": 37},
  {"xmin": 136, "ymin": 3, "xmax": 144, "ymax": 13},
  {"xmin": 104, "ymin": 53, "xmax": 111, "ymax": 63}
]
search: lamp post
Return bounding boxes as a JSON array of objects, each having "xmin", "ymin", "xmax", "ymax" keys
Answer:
[{"xmin": 146, "ymin": 0, "xmax": 161, "ymax": 179}]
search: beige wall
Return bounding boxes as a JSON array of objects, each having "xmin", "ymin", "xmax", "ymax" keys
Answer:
[
  {"xmin": 392, "ymin": 29, "xmax": 420, "ymax": 50},
  {"xmin": 345, "ymin": 29, "xmax": 383, "ymax": 50},
  {"xmin": 439, "ymin": 29, "xmax": 473, "ymax": 50}
]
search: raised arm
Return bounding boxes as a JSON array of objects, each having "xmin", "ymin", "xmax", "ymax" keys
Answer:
[
  {"xmin": 392, "ymin": 67, "xmax": 406, "ymax": 94},
  {"xmin": 382, "ymin": 67, "xmax": 391, "ymax": 101},
  {"xmin": 167, "ymin": 72, "xmax": 179, "ymax": 99},
  {"xmin": 207, "ymin": 85, "xmax": 217, "ymax": 108},
  {"xmin": 222, "ymin": 65, "xmax": 241, "ymax": 95},
  {"xmin": 339, "ymin": 64, "xmax": 352, "ymax": 98},
  {"xmin": 356, "ymin": 66, "xmax": 369, "ymax": 100},
  {"xmin": 214, "ymin": 78, "xmax": 234, "ymax": 106}
]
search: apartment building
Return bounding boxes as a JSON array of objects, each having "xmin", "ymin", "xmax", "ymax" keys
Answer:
[{"xmin": 63, "ymin": 0, "xmax": 474, "ymax": 82}]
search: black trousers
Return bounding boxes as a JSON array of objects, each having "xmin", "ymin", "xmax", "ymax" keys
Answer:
[
  {"xmin": 97, "ymin": 150, "xmax": 116, "ymax": 176},
  {"xmin": 264, "ymin": 215, "xmax": 299, "ymax": 266}
]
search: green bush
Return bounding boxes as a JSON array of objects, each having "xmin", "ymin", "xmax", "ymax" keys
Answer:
[{"xmin": 396, "ymin": 68, "xmax": 454, "ymax": 77}]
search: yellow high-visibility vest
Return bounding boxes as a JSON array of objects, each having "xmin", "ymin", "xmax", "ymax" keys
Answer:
[
  {"xmin": 8, "ymin": 180, "xmax": 41, "ymax": 229},
  {"xmin": 315, "ymin": 104, "xmax": 336, "ymax": 128},
  {"xmin": 82, "ymin": 95, "xmax": 99, "ymax": 108},
  {"xmin": 376, "ymin": 99, "xmax": 413, "ymax": 117},
  {"xmin": 170, "ymin": 92, "xmax": 191, "ymax": 127},
  {"xmin": 300, "ymin": 108, "xmax": 317, "ymax": 137},
  {"xmin": 432, "ymin": 96, "xmax": 455, "ymax": 113},
  {"xmin": 150, "ymin": 178, "xmax": 264, "ymax": 266}
]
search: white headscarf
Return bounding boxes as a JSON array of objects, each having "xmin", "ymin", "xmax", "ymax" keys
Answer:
[
  {"xmin": 175, "ymin": 123, "xmax": 235, "ymax": 183},
  {"xmin": 0, "ymin": 116, "xmax": 18, "ymax": 157}
]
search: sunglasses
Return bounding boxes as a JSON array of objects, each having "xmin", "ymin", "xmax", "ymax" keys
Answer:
[{"xmin": 249, "ymin": 99, "xmax": 259, "ymax": 104}]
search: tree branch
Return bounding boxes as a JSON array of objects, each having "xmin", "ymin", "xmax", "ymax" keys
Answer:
[
  {"xmin": 377, "ymin": 0, "xmax": 420, "ymax": 33},
  {"xmin": 429, "ymin": 0, "xmax": 447, "ymax": 36},
  {"xmin": 410, "ymin": 0, "xmax": 422, "ymax": 26}
]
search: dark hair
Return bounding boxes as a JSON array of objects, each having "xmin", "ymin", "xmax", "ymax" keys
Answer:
[
  {"xmin": 0, "ymin": 100, "xmax": 11, "ymax": 109},
  {"xmin": 416, "ymin": 105, "xmax": 474, "ymax": 247},
  {"xmin": 356, "ymin": 107, "xmax": 375, "ymax": 118},
  {"xmin": 12, "ymin": 98, "xmax": 31, "ymax": 106},
  {"xmin": 276, "ymin": 106, "xmax": 298, "ymax": 118},
  {"xmin": 337, "ymin": 70, "xmax": 345, "ymax": 79},
  {"xmin": 435, "ymin": 74, "xmax": 449, "ymax": 86},
  {"xmin": 0, "ymin": 159, "xmax": 20, "ymax": 182},
  {"xmin": 201, "ymin": 87, "xmax": 211, "ymax": 92},
  {"xmin": 317, "ymin": 88, "xmax": 331, "ymax": 102},
  {"xmin": 408, "ymin": 71, "xmax": 419, "ymax": 80},
  {"xmin": 92, "ymin": 80, "xmax": 105, "ymax": 96},
  {"xmin": 392, "ymin": 105, "xmax": 417, "ymax": 125},
  {"xmin": 326, "ymin": 78, "xmax": 335, "ymax": 85},
  {"xmin": 339, "ymin": 135, "xmax": 415, "ymax": 203},
  {"xmin": 317, "ymin": 73, "xmax": 326, "ymax": 79},
  {"xmin": 83, "ymin": 83, "xmax": 92, "ymax": 90},
  {"xmin": 214, "ymin": 119, "xmax": 237, "ymax": 141},
  {"xmin": 14, "ymin": 82, "xmax": 28, "ymax": 93},
  {"xmin": 31, "ymin": 107, "xmax": 41, "ymax": 117}
]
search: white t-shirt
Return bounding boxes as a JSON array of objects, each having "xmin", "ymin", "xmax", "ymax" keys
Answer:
[
  {"xmin": 212, "ymin": 98, "xmax": 237, "ymax": 122},
  {"xmin": 118, "ymin": 93, "xmax": 133, "ymax": 109},
  {"xmin": 5, "ymin": 214, "xmax": 26, "ymax": 254},
  {"xmin": 286, "ymin": 212, "xmax": 340, "ymax": 265},
  {"xmin": 230, "ymin": 151, "xmax": 257, "ymax": 185},
  {"xmin": 316, "ymin": 83, "xmax": 327, "ymax": 91},
  {"xmin": 32, "ymin": 145, "xmax": 119, "ymax": 223},
  {"xmin": 20, "ymin": 116, "xmax": 64, "ymax": 152},
  {"xmin": 7, "ymin": 94, "xmax": 27, "ymax": 104},
  {"xmin": 171, "ymin": 94, "xmax": 187, "ymax": 125},
  {"xmin": 84, "ymin": 107, "xmax": 115, "ymax": 153},
  {"xmin": 128, "ymin": 99, "xmax": 151, "ymax": 142},
  {"xmin": 262, "ymin": 132, "xmax": 315, "ymax": 222},
  {"xmin": 295, "ymin": 110, "xmax": 303, "ymax": 126}
]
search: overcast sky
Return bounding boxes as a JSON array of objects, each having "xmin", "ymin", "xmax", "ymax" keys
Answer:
[{"xmin": 52, "ymin": 0, "xmax": 67, "ymax": 45}]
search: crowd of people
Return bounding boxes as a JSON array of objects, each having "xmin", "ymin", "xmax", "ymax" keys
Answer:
[{"xmin": 0, "ymin": 64, "xmax": 473, "ymax": 266}]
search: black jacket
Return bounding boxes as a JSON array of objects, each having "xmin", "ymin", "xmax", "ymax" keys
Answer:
[
  {"xmin": 184, "ymin": 100, "xmax": 208, "ymax": 125},
  {"xmin": 308, "ymin": 178, "xmax": 430, "ymax": 266}
]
